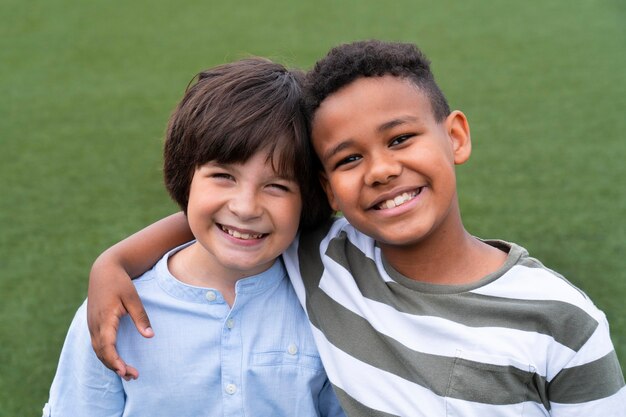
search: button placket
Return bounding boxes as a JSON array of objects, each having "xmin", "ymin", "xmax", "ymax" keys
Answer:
[{"xmin": 220, "ymin": 305, "xmax": 242, "ymax": 415}]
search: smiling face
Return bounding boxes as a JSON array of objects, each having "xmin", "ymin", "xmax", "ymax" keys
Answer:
[
  {"xmin": 185, "ymin": 151, "xmax": 302, "ymax": 280},
  {"xmin": 311, "ymin": 75, "xmax": 471, "ymax": 253}
]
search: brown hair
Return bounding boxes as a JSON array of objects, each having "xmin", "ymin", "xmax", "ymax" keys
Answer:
[{"xmin": 164, "ymin": 57, "xmax": 332, "ymax": 230}]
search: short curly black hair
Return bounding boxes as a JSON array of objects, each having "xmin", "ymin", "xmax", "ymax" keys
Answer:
[{"xmin": 304, "ymin": 40, "xmax": 450, "ymax": 122}]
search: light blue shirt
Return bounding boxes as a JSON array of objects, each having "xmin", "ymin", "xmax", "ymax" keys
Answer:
[{"xmin": 44, "ymin": 242, "xmax": 344, "ymax": 417}]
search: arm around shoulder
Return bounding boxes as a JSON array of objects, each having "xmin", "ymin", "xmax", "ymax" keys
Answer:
[
  {"xmin": 45, "ymin": 301, "xmax": 125, "ymax": 416},
  {"xmin": 86, "ymin": 212, "xmax": 193, "ymax": 379}
]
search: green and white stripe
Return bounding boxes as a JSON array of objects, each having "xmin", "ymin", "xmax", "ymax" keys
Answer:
[{"xmin": 284, "ymin": 218, "xmax": 625, "ymax": 416}]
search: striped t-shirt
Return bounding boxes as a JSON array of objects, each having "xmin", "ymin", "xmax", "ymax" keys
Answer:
[{"xmin": 283, "ymin": 217, "xmax": 625, "ymax": 416}]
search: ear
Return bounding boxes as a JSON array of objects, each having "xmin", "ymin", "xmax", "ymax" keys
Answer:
[
  {"xmin": 319, "ymin": 171, "xmax": 340, "ymax": 212},
  {"xmin": 445, "ymin": 110, "xmax": 472, "ymax": 165}
]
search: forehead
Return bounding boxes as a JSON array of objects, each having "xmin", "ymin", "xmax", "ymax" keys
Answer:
[{"xmin": 310, "ymin": 75, "xmax": 434, "ymax": 147}]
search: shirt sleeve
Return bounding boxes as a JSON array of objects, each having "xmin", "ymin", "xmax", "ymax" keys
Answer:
[
  {"xmin": 548, "ymin": 311, "xmax": 626, "ymax": 416},
  {"xmin": 283, "ymin": 217, "xmax": 343, "ymax": 309},
  {"xmin": 44, "ymin": 300, "xmax": 125, "ymax": 417}
]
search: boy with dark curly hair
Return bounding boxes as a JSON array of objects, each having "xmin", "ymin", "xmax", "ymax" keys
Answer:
[{"xmin": 87, "ymin": 41, "xmax": 625, "ymax": 416}]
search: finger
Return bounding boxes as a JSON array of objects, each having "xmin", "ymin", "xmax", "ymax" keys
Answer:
[
  {"xmin": 92, "ymin": 328, "xmax": 139, "ymax": 380},
  {"xmin": 88, "ymin": 309, "xmax": 129, "ymax": 374},
  {"xmin": 121, "ymin": 365, "xmax": 140, "ymax": 381},
  {"xmin": 88, "ymin": 302, "xmax": 142, "ymax": 379},
  {"xmin": 123, "ymin": 291, "xmax": 154, "ymax": 338},
  {"xmin": 93, "ymin": 339, "xmax": 128, "ymax": 377}
]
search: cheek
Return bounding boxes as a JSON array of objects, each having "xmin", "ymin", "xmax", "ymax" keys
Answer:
[
  {"xmin": 187, "ymin": 192, "xmax": 214, "ymax": 214},
  {"xmin": 318, "ymin": 174, "xmax": 336, "ymax": 210},
  {"xmin": 321, "ymin": 183, "xmax": 339, "ymax": 211},
  {"xmin": 278, "ymin": 196, "xmax": 303, "ymax": 234},
  {"xmin": 328, "ymin": 175, "xmax": 357, "ymax": 205},
  {"xmin": 316, "ymin": 179, "xmax": 337, "ymax": 212}
]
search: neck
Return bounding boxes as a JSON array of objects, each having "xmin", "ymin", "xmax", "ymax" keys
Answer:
[
  {"xmin": 167, "ymin": 243, "xmax": 242, "ymax": 306},
  {"xmin": 379, "ymin": 216, "xmax": 506, "ymax": 285}
]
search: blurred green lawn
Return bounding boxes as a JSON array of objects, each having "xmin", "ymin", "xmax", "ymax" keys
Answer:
[{"xmin": 1, "ymin": 0, "xmax": 624, "ymax": 415}]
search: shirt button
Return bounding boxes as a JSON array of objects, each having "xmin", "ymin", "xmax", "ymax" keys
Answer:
[
  {"xmin": 225, "ymin": 383, "xmax": 237, "ymax": 395},
  {"xmin": 226, "ymin": 319, "xmax": 234, "ymax": 329},
  {"xmin": 205, "ymin": 291, "xmax": 217, "ymax": 302},
  {"xmin": 287, "ymin": 344, "xmax": 298, "ymax": 355}
]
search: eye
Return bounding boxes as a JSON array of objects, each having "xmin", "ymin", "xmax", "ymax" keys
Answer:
[
  {"xmin": 267, "ymin": 183, "xmax": 290, "ymax": 192},
  {"xmin": 265, "ymin": 181, "xmax": 300, "ymax": 198},
  {"xmin": 334, "ymin": 154, "xmax": 362, "ymax": 169},
  {"xmin": 389, "ymin": 134, "xmax": 414, "ymax": 147},
  {"xmin": 210, "ymin": 172, "xmax": 234, "ymax": 181}
]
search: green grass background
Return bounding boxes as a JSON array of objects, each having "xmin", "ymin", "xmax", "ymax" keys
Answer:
[{"xmin": 1, "ymin": 0, "xmax": 624, "ymax": 414}]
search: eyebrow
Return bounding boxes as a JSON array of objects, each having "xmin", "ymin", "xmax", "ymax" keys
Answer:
[
  {"xmin": 321, "ymin": 116, "xmax": 420, "ymax": 164},
  {"xmin": 320, "ymin": 140, "xmax": 355, "ymax": 164},
  {"xmin": 200, "ymin": 160, "xmax": 296, "ymax": 182},
  {"xmin": 377, "ymin": 116, "xmax": 419, "ymax": 132}
]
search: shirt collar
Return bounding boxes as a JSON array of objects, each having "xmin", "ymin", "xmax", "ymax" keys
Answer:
[{"xmin": 155, "ymin": 241, "xmax": 286, "ymax": 303}]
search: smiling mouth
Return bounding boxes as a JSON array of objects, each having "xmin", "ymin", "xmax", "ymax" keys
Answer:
[
  {"xmin": 218, "ymin": 224, "xmax": 266, "ymax": 240},
  {"xmin": 374, "ymin": 188, "xmax": 423, "ymax": 210}
]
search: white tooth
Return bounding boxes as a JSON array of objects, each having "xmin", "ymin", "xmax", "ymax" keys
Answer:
[
  {"xmin": 241, "ymin": 233, "xmax": 251, "ymax": 240},
  {"xmin": 387, "ymin": 200, "xmax": 396, "ymax": 209},
  {"xmin": 402, "ymin": 192, "xmax": 410, "ymax": 201},
  {"xmin": 232, "ymin": 230, "xmax": 241, "ymax": 238},
  {"xmin": 394, "ymin": 195, "xmax": 404, "ymax": 205}
]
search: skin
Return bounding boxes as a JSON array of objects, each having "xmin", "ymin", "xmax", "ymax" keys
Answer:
[
  {"xmin": 312, "ymin": 75, "xmax": 506, "ymax": 284},
  {"xmin": 171, "ymin": 152, "xmax": 302, "ymax": 305},
  {"xmin": 88, "ymin": 213, "xmax": 193, "ymax": 380},
  {"xmin": 87, "ymin": 75, "xmax": 507, "ymax": 379},
  {"xmin": 87, "ymin": 151, "xmax": 302, "ymax": 379}
]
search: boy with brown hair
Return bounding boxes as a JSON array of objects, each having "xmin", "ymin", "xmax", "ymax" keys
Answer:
[
  {"xmin": 87, "ymin": 41, "xmax": 625, "ymax": 416},
  {"xmin": 44, "ymin": 58, "xmax": 343, "ymax": 417}
]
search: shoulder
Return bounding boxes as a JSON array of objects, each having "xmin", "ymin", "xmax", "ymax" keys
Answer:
[
  {"xmin": 480, "ymin": 239, "xmax": 607, "ymax": 323},
  {"xmin": 131, "ymin": 243, "xmax": 192, "ymax": 292},
  {"xmin": 65, "ymin": 299, "xmax": 90, "ymax": 335},
  {"xmin": 285, "ymin": 216, "xmax": 378, "ymax": 278},
  {"xmin": 296, "ymin": 217, "xmax": 374, "ymax": 256},
  {"xmin": 49, "ymin": 299, "xmax": 122, "ymax": 397},
  {"xmin": 282, "ymin": 217, "xmax": 377, "ymax": 299}
]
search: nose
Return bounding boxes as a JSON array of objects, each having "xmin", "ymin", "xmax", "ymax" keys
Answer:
[
  {"xmin": 227, "ymin": 187, "xmax": 263, "ymax": 220},
  {"xmin": 364, "ymin": 151, "xmax": 402, "ymax": 186}
]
